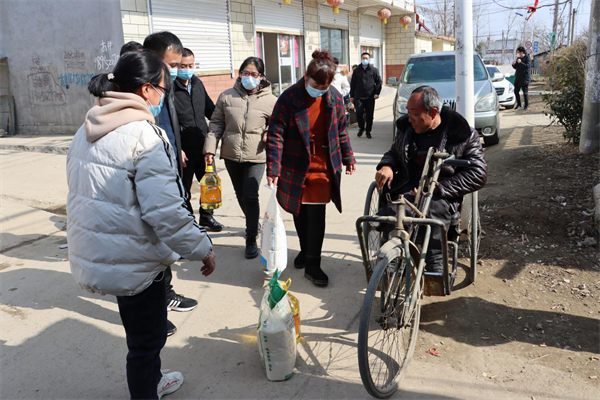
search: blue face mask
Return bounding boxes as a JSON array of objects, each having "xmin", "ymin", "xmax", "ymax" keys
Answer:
[
  {"xmin": 241, "ymin": 76, "xmax": 260, "ymax": 90},
  {"xmin": 148, "ymin": 87, "xmax": 165, "ymax": 117},
  {"xmin": 168, "ymin": 68, "xmax": 178, "ymax": 81},
  {"xmin": 306, "ymin": 82, "xmax": 328, "ymax": 98},
  {"xmin": 361, "ymin": 59, "xmax": 370, "ymax": 66},
  {"xmin": 177, "ymin": 69, "xmax": 195, "ymax": 80}
]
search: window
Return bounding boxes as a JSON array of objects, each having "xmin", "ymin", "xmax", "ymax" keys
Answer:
[
  {"xmin": 402, "ymin": 55, "xmax": 488, "ymax": 84},
  {"xmin": 320, "ymin": 27, "xmax": 348, "ymax": 65}
]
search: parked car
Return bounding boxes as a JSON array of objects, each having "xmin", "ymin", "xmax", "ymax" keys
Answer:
[
  {"xmin": 393, "ymin": 51, "xmax": 500, "ymax": 146},
  {"xmin": 486, "ymin": 65, "xmax": 516, "ymax": 109}
]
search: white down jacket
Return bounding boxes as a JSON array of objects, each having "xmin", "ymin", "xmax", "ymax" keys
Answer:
[{"xmin": 67, "ymin": 92, "xmax": 212, "ymax": 296}]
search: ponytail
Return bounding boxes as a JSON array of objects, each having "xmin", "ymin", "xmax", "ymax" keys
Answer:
[
  {"xmin": 306, "ymin": 49, "xmax": 336, "ymax": 86},
  {"xmin": 88, "ymin": 73, "xmax": 116, "ymax": 97}
]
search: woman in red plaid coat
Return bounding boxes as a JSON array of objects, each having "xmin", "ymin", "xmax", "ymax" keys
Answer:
[{"xmin": 267, "ymin": 50, "xmax": 356, "ymax": 287}]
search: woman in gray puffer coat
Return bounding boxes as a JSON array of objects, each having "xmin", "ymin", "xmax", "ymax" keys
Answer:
[
  {"xmin": 66, "ymin": 51, "xmax": 215, "ymax": 399},
  {"xmin": 204, "ymin": 57, "xmax": 276, "ymax": 259}
]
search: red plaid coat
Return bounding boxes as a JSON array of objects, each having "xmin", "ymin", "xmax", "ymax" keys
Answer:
[{"xmin": 267, "ymin": 79, "xmax": 356, "ymax": 217}]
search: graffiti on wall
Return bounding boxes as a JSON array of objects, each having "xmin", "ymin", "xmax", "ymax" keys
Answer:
[
  {"xmin": 64, "ymin": 50, "xmax": 86, "ymax": 69},
  {"xmin": 27, "ymin": 56, "xmax": 66, "ymax": 106},
  {"xmin": 95, "ymin": 40, "xmax": 118, "ymax": 70}
]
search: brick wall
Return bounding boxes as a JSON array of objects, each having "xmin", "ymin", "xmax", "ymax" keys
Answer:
[
  {"xmin": 384, "ymin": 14, "xmax": 416, "ymax": 82},
  {"xmin": 201, "ymin": 73, "xmax": 239, "ymax": 102},
  {"xmin": 121, "ymin": 0, "xmax": 150, "ymax": 44},
  {"xmin": 349, "ymin": 11, "xmax": 360, "ymax": 67},
  {"xmin": 229, "ymin": 0, "xmax": 255, "ymax": 70},
  {"xmin": 303, "ymin": 0, "xmax": 320, "ymax": 59}
]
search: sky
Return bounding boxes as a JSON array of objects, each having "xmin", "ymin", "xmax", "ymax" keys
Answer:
[{"xmin": 416, "ymin": 0, "xmax": 593, "ymax": 44}]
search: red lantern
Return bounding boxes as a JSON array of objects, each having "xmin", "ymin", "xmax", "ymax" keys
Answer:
[
  {"xmin": 377, "ymin": 8, "xmax": 392, "ymax": 24},
  {"xmin": 327, "ymin": 0, "xmax": 344, "ymax": 14},
  {"xmin": 399, "ymin": 15, "xmax": 412, "ymax": 30},
  {"xmin": 283, "ymin": 0, "xmax": 290, "ymax": 4}
]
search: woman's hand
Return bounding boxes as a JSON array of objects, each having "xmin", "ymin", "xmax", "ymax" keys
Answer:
[
  {"xmin": 204, "ymin": 153, "xmax": 214, "ymax": 165},
  {"xmin": 346, "ymin": 163, "xmax": 356, "ymax": 175},
  {"xmin": 267, "ymin": 176, "xmax": 279, "ymax": 187},
  {"xmin": 181, "ymin": 150, "xmax": 188, "ymax": 168}
]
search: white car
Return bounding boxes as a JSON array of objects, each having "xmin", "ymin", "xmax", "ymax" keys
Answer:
[{"xmin": 486, "ymin": 66, "xmax": 516, "ymax": 109}]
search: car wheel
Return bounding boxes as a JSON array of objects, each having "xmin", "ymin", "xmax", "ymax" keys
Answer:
[{"xmin": 483, "ymin": 129, "xmax": 500, "ymax": 146}]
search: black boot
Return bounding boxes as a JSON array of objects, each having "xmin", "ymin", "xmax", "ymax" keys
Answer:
[
  {"xmin": 245, "ymin": 236, "xmax": 259, "ymax": 259},
  {"xmin": 304, "ymin": 256, "xmax": 328, "ymax": 287},
  {"xmin": 357, "ymin": 129, "xmax": 364, "ymax": 137},
  {"xmin": 294, "ymin": 251, "xmax": 306, "ymax": 269}
]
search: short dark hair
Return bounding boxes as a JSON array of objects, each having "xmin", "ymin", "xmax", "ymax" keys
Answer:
[
  {"xmin": 88, "ymin": 50, "xmax": 167, "ymax": 98},
  {"xmin": 306, "ymin": 49, "xmax": 336, "ymax": 86},
  {"xmin": 411, "ymin": 85, "xmax": 443, "ymax": 113},
  {"xmin": 143, "ymin": 31, "xmax": 184, "ymax": 57},
  {"xmin": 120, "ymin": 41, "xmax": 143, "ymax": 56},
  {"xmin": 182, "ymin": 48, "xmax": 194, "ymax": 58},
  {"xmin": 361, "ymin": 52, "xmax": 371, "ymax": 58},
  {"xmin": 517, "ymin": 46, "xmax": 526, "ymax": 53},
  {"xmin": 333, "ymin": 57, "xmax": 340, "ymax": 66},
  {"xmin": 352, "ymin": 64, "xmax": 358, "ymax": 70},
  {"xmin": 239, "ymin": 57, "xmax": 265, "ymax": 76}
]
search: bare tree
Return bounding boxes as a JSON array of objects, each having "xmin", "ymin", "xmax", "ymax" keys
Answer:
[
  {"xmin": 417, "ymin": 0, "xmax": 455, "ymax": 37},
  {"xmin": 473, "ymin": 1, "xmax": 485, "ymax": 46}
]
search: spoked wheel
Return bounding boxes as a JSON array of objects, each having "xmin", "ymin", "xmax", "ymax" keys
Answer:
[
  {"xmin": 358, "ymin": 248, "xmax": 422, "ymax": 398},
  {"xmin": 363, "ymin": 181, "xmax": 383, "ymax": 280},
  {"xmin": 468, "ymin": 192, "xmax": 482, "ymax": 283}
]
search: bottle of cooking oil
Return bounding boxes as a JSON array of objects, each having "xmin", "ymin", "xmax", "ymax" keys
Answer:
[
  {"xmin": 200, "ymin": 162, "xmax": 222, "ymax": 209},
  {"xmin": 288, "ymin": 293, "xmax": 301, "ymax": 339}
]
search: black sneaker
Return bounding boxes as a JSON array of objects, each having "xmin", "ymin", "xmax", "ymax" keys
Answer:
[
  {"xmin": 357, "ymin": 129, "xmax": 364, "ymax": 137},
  {"xmin": 514, "ymin": 105, "xmax": 521, "ymax": 110},
  {"xmin": 167, "ymin": 319, "xmax": 177, "ymax": 337},
  {"xmin": 200, "ymin": 216, "xmax": 224, "ymax": 232},
  {"xmin": 366, "ymin": 132, "xmax": 372, "ymax": 139},
  {"xmin": 245, "ymin": 237, "xmax": 259, "ymax": 259},
  {"xmin": 167, "ymin": 294, "xmax": 198, "ymax": 312},
  {"xmin": 523, "ymin": 105, "xmax": 529, "ymax": 110}
]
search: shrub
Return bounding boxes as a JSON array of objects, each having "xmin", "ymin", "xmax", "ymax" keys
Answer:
[{"xmin": 542, "ymin": 38, "xmax": 587, "ymax": 144}]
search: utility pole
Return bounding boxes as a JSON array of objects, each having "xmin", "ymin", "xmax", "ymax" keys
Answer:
[
  {"xmin": 579, "ymin": 0, "xmax": 600, "ymax": 154},
  {"xmin": 552, "ymin": 0, "xmax": 560, "ymax": 49},
  {"xmin": 570, "ymin": 9, "xmax": 577, "ymax": 45},
  {"xmin": 501, "ymin": 30, "xmax": 505, "ymax": 65},
  {"xmin": 444, "ymin": 0, "xmax": 447, "ymax": 37},
  {"xmin": 455, "ymin": 0, "xmax": 474, "ymax": 126},
  {"xmin": 567, "ymin": 0, "xmax": 573, "ymax": 45}
]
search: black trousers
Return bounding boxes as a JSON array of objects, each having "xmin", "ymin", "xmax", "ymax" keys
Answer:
[
  {"xmin": 293, "ymin": 204, "xmax": 326, "ymax": 259},
  {"xmin": 355, "ymin": 97, "xmax": 376, "ymax": 132},
  {"xmin": 514, "ymin": 83, "xmax": 529, "ymax": 107},
  {"xmin": 182, "ymin": 152, "xmax": 213, "ymax": 221},
  {"xmin": 224, "ymin": 160, "xmax": 265, "ymax": 238},
  {"xmin": 117, "ymin": 274, "xmax": 167, "ymax": 399}
]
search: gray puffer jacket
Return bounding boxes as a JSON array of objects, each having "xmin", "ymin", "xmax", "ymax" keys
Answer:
[{"xmin": 67, "ymin": 92, "xmax": 213, "ymax": 296}]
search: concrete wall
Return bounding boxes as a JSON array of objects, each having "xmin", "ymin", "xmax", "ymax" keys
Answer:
[
  {"xmin": 0, "ymin": 0, "xmax": 124, "ymax": 135},
  {"xmin": 416, "ymin": 37, "xmax": 433, "ymax": 54},
  {"xmin": 384, "ymin": 15, "xmax": 416, "ymax": 82}
]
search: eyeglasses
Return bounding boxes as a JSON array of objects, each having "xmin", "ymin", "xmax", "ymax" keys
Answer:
[
  {"xmin": 241, "ymin": 70, "xmax": 261, "ymax": 79},
  {"xmin": 153, "ymin": 84, "xmax": 167, "ymax": 95}
]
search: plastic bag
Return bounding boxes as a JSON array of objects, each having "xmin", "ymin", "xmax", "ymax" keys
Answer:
[
  {"xmin": 257, "ymin": 271, "xmax": 297, "ymax": 381},
  {"xmin": 259, "ymin": 185, "xmax": 288, "ymax": 276}
]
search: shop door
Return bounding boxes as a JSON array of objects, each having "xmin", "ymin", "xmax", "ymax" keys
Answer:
[{"xmin": 278, "ymin": 35, "xmax": 295, "ymax": 94}]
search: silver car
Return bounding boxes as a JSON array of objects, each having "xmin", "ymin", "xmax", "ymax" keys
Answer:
[{"xmin": 393, "ymin": 51, "xmax": 500, "ymax": 146}]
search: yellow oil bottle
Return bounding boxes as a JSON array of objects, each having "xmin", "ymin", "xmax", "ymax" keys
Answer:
[
  {"xmin": 200, "ymin": 163, "xmax": 222, "ymax": 209},
  {"xmin": 288, "ymin": 293, "xmax": 301, "ymax": 339}
]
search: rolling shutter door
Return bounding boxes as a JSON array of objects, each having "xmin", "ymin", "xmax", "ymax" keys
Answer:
[
  {"xmin": 150, "ymin": 0, "xmax": 233, "ymax": 74},
  {"xmin": 360, "ymin": 14, "xmax": 382, "ymax": 46},
  {"xmin": 319, "ymin": 5, "xmax": 349, "ymax": 29},
  {"xmin": 255, "ymin": 0, "xmax": 304, "ymax": 35}
]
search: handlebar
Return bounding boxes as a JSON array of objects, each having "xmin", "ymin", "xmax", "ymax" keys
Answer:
[
  {"xmin": 443, "ymin": 159, "xmax": 471, "ymax": 167},
  {"xmin": 415, "ymin": 150, "xmax": 471, "ymax": 167}
]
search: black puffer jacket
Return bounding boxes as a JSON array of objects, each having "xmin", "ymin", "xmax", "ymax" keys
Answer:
[
  {"xmin": 512, "ymin": 53, "xmax": 531, "ymax": 86},
  {"xmin": 377, "ymin": 107, "xmax": 487, "ymax": 199}
]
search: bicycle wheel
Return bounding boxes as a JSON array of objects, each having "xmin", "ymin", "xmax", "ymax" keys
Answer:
[
  {"xmin": 469, "ymin": 192, "xmax": 481, "ymax": 283},
  {"xmin": 358, "ymin": 247, "xmax": 421, "ymax": 398},
  {"xmin": 363, "ymin": 181, "xmax": 383, "ymax": 279}
]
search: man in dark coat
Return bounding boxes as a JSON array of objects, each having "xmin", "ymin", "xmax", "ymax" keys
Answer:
[
  {"xmin": 512, "ymin": 46, "xmax": 531, "ymax": 110},
  {"xmin": 173, "ymin": 48, "xmax": 224, "ymax": 232},
  {"xmin": 350, "ymin": 52, "xmax": 382, "ymax": 139},
  {"xmin": 376, "ymin": 86, "xmax": 487, "ymax": 273}
]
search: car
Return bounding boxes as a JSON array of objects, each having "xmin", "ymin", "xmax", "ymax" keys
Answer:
[
  {"xmin": 393, "ymin": 51, "xmax": 500, "ymax": 146},
  {"xmin": 486, "ymin": 65, "xmax": 516, "ymax": 109}
]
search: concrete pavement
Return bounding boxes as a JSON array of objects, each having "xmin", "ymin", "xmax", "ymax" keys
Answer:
[{"xmin": 1, "ymin": 91, "xmax": 595, "ymax": 400}]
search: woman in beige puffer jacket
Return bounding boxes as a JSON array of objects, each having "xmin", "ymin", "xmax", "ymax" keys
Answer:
[{"xmin": 204, "ymin": 57, "xmax": 276, "ymax": 259}]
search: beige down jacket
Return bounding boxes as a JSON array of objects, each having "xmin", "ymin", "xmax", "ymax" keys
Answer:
[{"xmin": 204, "ymin": 79, "xmax": 277, "ymax": 163}]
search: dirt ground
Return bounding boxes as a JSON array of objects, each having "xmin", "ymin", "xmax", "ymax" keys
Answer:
[{"xmin": 415, "ymin": 94, "xmax": 600, "ymax": 396}]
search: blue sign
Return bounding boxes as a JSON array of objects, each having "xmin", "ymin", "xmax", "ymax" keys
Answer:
[{"xmin": 533, "ymin": 41, "xmax": 539, "ymax": 53}]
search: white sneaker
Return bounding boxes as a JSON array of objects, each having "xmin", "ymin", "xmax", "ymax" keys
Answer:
[{"xmin": 157, "ymin": 370, "xmax": 184, "ymax": 399}]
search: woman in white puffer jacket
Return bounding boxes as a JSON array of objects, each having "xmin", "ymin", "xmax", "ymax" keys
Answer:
[{"xmin": 66, "ymin": 50, "xmax": 215, "ymax": 399}]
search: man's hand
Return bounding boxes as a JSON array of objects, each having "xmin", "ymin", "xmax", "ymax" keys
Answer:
[
  {"xmin": 201, "ymin": 250, "xmax": 216, "ymax": 277},
  {"xmin": 346, "ymin": 163, "xmax": 356, "ymax": 175},
  {"xmin": 204, "ymin": 153, "xmax": 214, "ymax": 165},
  {"xmin": 375, "ymin": 166, "xmax": 394, "ymax": 190},
  {"xmin": 517, "ymin": 59, "xmax": 521, "ymax": 63},
  {"xmin": 349, "ymin": 97, "xmax": 354, "ymax": 104},
  {"xmin": 267, "ymin": 176, "xmax": 279, "ymax": 187},
  {"xmin": 374, "ymin": 94, "xmax": 379, "ymax": 100},
  {"xmin": 181, "ymin": 150, "xmax": 188, "ymax": 168}
]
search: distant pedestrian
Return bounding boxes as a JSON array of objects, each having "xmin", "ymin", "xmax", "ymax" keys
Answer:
[
  {"xmin": 173, "ymin": 48, "xmax": 224, "ymax": 231},
  {"xmin": 331, "ymin": 57, "xmax": 350, "ymax": 98},
  {"xmin": 119, "ymin": 41, "xmax": 143, "ymax": 56},
  {"xmin": 512, "ymin": 46, "xmax": 531, "ymax": 110},
  {"xmin": 350, "ymin": 52, "xmax": 382, "ymax": 139},
  {"xmin": 67, "ymin": 50, "xmax": 216, "ymax": 399},
  {"xmin": 267, "ymin": 50, "xmax": 356, "ymax": 287},
  {"xmin": 204, "ymin": 57, "xmax": 277, "ymax": 259},
  {"xmin": 144, "ymin": 32, "xmax": 202, "ymax": 337}
]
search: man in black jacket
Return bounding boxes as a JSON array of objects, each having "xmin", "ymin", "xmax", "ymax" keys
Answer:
[
  {"xmin": 512, "ymin": 46, "xmax": 531, "ymax": 110},
  {"xmin": 375, "ymin": 86, "xmax": 487, "ymax": 273},
  {"xmin": 174, "ymin": 48, "xmax": 224, "ymax": 231},
  {"xmin": 350, "ymin": 52, "xmax": 382, "ymax": 139}
]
